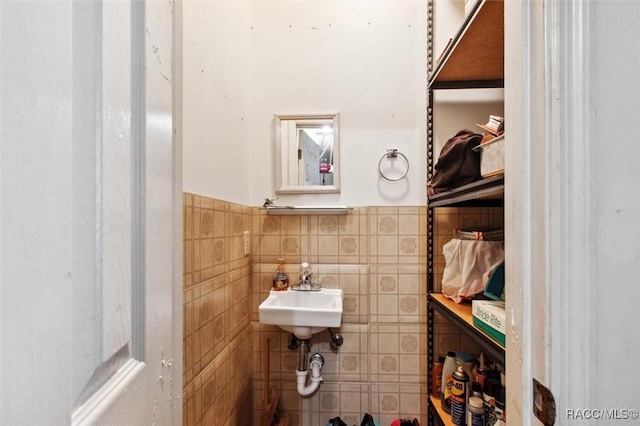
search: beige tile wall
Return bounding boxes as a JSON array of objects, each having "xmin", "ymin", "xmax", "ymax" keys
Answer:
[
  {"xmin": 182, "ymin": 194, "xmax": 500, "ymax": 426},
  {"xmin": 251, "ymin": 206, "xmax": 429, "ymax": 426},
  {"xmin": 183, "ymin": 193, "xmax": 254, "ymax": 426}
]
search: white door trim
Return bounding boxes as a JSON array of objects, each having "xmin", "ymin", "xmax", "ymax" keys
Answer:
[
  {"xmin": 71, "ymin": 359, "xmax": 145, "ymax": 425},
  {"xmin": 504, "ymin": 0, "xmax": 546, "ymax": 422},
  {"xmin": 545, "ymin": 0, "xmax": 598, "ymax": 416},
  {"xmin": 507, "ymin": 0, "xmax": 598, "ymax": 423}
]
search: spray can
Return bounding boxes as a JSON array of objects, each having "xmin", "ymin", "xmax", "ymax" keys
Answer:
[{"xmin": 450, "ymin": 365, "xmax": 469, "ymax": 425}]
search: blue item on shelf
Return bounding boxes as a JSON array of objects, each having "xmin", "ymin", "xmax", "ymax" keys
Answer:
[{"xmin": 483, "ymin": 260, "xmax": 505, "ymax": 301}]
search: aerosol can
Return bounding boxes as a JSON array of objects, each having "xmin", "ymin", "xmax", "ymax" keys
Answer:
[{"xmin": 450, "ymin": 365, "xmax": 470, "ymax": 425}]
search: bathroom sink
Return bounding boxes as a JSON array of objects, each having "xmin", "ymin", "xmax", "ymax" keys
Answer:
[{"xmin": 258, "ymin": 288, "xmax": 343, "ymax": 339}]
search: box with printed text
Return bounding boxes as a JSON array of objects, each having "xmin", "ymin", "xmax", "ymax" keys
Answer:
[{"xmin": 472, "ymin": 300, "xmax": 506, "ymax": 346}]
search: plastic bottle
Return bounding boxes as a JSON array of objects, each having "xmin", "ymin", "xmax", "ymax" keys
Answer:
[
  {"xmin": 467, "ymin": 396, "xmax": 485, "ymax": 426},
  {"xmin": 432, "ymin": 356, "xmax": 445, "ymax": 398},
  {"xmin": 455, "ymin": 352, "xmax": 476, "ymax": 382},
  {"xmin": 471, "ymin": 381, "xmax": 483, "ymax": 398},
  {"xmin": 482, "ymin": 378, "xmax": 501, "ymax": 426},
  {"xmin": 475, "ymin": 352, "xmax": 489, "ymax": 390},
  {"xmin": 441, "ymin": 351, "xmax": 458, "ymax": 413},
  {"xmin": 272, "ymin": 258, "xmax": 289, "ymax": 291}
]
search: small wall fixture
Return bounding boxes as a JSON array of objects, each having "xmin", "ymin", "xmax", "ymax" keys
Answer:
[
  {"xmin": 263, "ymin": 206, "xmax": 352, "ymax": 215},
  {"xmin": 378, "ymin": 149, "xmax": 409, "ymax": 182},
  {"xmin": 261, "ymin": 197, "xmax": 351, "ymax": 215}
]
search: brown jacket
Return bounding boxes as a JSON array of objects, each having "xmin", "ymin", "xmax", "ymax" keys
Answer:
[{"xmin": 428, "ymin": 129, "xmax": 483, "ymax": 196}]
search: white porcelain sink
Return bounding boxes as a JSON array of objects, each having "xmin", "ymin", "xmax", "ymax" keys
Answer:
[{"xmin": 258, "ymin": 288, "xmax": 343, "ymax": 339}]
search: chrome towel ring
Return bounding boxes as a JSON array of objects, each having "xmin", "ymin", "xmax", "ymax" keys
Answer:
[{"xmin": 378, "ymin": 149, "xmax": 409, "ymax": 182}]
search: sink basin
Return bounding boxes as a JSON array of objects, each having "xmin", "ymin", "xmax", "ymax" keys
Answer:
[{"xmin": 258, "ymin": 288, "xmax": 343, "ymax": 339}]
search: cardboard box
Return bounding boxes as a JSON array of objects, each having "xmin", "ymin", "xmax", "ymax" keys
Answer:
[
  {"xmin": 472, "ymin": 300, "xmax": 506, "ymax": 346},
  {"xmin": 474, "ymin": 134, "xmax": 505, "ymax": 178}
]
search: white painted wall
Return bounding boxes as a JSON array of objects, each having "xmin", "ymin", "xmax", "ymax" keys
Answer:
[
  {"xmin": 182, "ymin": 0, "xmax": 430, "ymax": 207},
  {"xmin": 433, "ymin": 90, "xmax": 504, "ymax": 154},
  {"xmin": 593, "ymin": 1, "xmax": 640, "ymax": 411},
  {"xmin": 182, "ymin": 0, "xmax": 253, "ymax": 204},
  {"xmin": 249, "ymin": 0, "xmax": 428, "ymax": 207},
  {"xmin": 181, "ymin": 0, "xmax": 500, "ymax": 207}
]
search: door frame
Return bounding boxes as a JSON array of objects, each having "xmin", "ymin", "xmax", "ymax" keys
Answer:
[{"xmin": 505, "ymin": 0, "xmax": 597, "ymax": 423}]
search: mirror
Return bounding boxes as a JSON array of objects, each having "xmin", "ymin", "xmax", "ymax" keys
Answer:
[{"xmin": 274, "ymin": 113, "xmax": 340, "ymax": 194}]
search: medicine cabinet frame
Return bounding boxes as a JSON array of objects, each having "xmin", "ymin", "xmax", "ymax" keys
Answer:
[{"xmin": 274, "ymin": 113, "xmax": 341, "ymax": 194}]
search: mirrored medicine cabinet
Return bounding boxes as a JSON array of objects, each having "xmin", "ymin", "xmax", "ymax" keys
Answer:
[{"xmin": 274, "ymin": 113, "xmax": 340, "ymax": 194}]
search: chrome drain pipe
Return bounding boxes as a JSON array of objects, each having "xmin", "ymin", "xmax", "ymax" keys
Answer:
[{"xmin": 295, "ymin": 339, "xmax": 324, "ymax": 396}]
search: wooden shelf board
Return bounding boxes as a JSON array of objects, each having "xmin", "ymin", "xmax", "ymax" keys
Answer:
[
  {"xmin": 428, "ymin": 293, "xmax": 505, "ymax": 364},
  {"xmin": 430, "ymin": 0, "xmax": 504, "ymax": 88},
  {"xmin": 428, "ymin": 175, "xmax": 504, "ymax": 208},
  {"xmin": 431, "ymin": 293, "xmax": 475, "ymax": 325},
  {"xmin": 429, "ymin": 395, "xmax": 454, "ymax": 426},
  {"xmin": 430, "ymin": 79, "xmax": 504, "ymax": 90}
]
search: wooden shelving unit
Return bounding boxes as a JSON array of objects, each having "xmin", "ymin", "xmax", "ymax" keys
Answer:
[
  {"xmin": 429, "ymin": 0, "xmax": 504, "ymax": 90},
  {"xmin": 429, "ymin": 293, "xmax": 505, "ymax": 365},
  {"xmin": 428, "ymin": 395, "xmax": 454, "ymax": 426},
  {"xmin": 426, "ymin": 1, "xmax": 506, "ymax": 425}
]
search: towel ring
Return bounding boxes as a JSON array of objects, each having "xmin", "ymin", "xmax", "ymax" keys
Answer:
[{"xmin": 378, "ymin": 149, "xmax": 409, "ymax": 182}]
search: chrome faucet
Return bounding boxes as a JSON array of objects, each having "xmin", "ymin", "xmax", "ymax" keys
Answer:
[
  {"xmin": 292, "ymin": 262, "xmax": 319, "ymax": 291},
  {"xmin": 298, "ymin": 278, "xmax": 312, "ymax": 291}
]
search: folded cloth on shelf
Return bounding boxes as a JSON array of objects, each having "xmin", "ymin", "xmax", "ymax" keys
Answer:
[
  {"xmin": 427, "ymin": 129, "xmax": 483, "ymax": 196},
  {"xmin": 441, "ymin": 239, "xmax": 505, "ymax": 303}
]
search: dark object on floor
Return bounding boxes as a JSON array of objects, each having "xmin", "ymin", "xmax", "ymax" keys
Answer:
[
  {"xmin": 391, "ymin": 418, "xmax": 420, "ymax": 426},
  {"xmin": 327, "ymin": 417, "xmax": 347, "ymax": 426},
  {"xmin": 360, "ymin": 413, "xmax": 375, "ymax": 426}
]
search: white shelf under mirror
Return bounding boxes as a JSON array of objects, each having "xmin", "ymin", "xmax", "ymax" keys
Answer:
[{"xmin": 262, "ymin": 206, "xmax": 352, "ymax": 215}]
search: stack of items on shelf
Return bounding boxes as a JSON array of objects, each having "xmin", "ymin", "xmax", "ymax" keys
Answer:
[
  {"xmin": 441, "ymin": 227, "xmax": 505, "ymax": 304},
  {"xmin": 474, "ymin": 114, "xmax": 505, "ymax": 178},
  {"xmin": 476, "ymin": 115, "xmax": 504, "ymax": 137},
  {"xmin": 434, "ymin": 351, "xmax": 506, "ymax": 425},
  {"xmin": 454, "ymin": 226, "xmax": 504, "ymax": 241}
]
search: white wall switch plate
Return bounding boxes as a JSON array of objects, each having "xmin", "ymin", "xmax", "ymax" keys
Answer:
[{"xmin": 243, "ymin": 231, "xmax": 250, "ymax": 256}]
